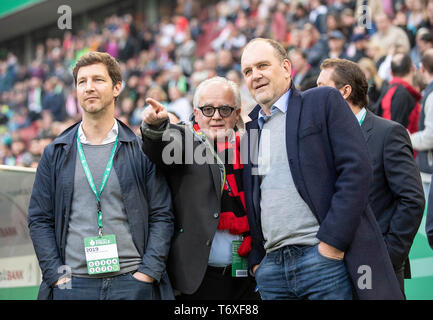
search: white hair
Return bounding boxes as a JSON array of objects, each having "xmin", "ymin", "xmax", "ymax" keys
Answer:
[{"xmin": 193, "ymin": 76, "xmax": 241, "ymax": 109}]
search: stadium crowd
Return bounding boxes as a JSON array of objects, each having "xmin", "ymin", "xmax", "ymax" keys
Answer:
[{"xmin": 1, "ymin": 0, "xmax": 433, "ymax": 168}]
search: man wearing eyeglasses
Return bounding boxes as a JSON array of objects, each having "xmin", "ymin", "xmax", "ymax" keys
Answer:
[{"xmin": 140, "ymin": 76, "xmax": 258, "ymax": 300}]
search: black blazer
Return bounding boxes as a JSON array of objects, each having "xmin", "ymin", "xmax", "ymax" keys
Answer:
[{"xmin": 361, "ymin": 110, "xmax": 425, "ymax": 271}]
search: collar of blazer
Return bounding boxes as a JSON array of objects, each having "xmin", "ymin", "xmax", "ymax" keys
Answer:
[{"xmin": 360, "ymin": 109, "xmax": 374, "ymax": 142}]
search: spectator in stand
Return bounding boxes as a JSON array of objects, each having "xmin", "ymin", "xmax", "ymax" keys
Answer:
[
  {"xmin": 300, "ymin": 23, "xmax": 329, "ymax": 73},
  {"xmin": 290, "ymin": 3, "xmax": 310, "ymax": 30},
  {"xmin": 10, "ymin": 138, "xmax": 27, "ymax": 166},
  {"xmin": 340, "ymin": 8, "xmax": 356, "ymax": 40},
  {"xmin": 366, "ymin": 39, "xmax": 388, "ymax": 70},
  {"xmin": 347, "ymin": 32, "xmax": 369, "ymax": 62},
  {"xmin": 65, "ymin": 88, "xmax": 82, "ymax": 121},
  {"xmin": 378, "ymin": 44, "xmax": 409, "ymax": 82},
  {"xmin": 37, "ymin": 110, "xmax": 55, "ymax": 140},
  {"xmin": 120, "ymin": 73, "xmax": 140, "ymax": 103},
  {"xmin": 203, "ymin": 51, "xmax": 218, "ymax": 76},
  {"xmin": 19, "ymin": 138, "xmax": 39, "ymax": 168},
  {"xmin": 271, "ymin": 2, "xmax": 288, "ymax": 42},
  {"xmin": 327, "ymin": 30, "xmax": 350, "ymax": 60},
  {"xmin": 168, "ymin": 65, "xmax": 189, "ymax": 95},
  {"xmin": 393, "ymin": 10, "xmax": 416, "ymax": 48},
  {"xmin": 375, "ymin": 53, "xmax": 421, "ymax": 134},
  {"xmin": 289, "ymin": 48, "xmax": 319, "ymax": 91},
  {"xmin": 211, "ymin": 21, "xmax": 236, "ymax": 52},
  {"xmin": 371, "ymin": 12, "xmax": 411, "ymax": 54},
  {"xmin": 36, "ymin": 133, "xmax": 55, "ymax": 156},
  {"xmin": 42, "ymin": 76, "xmax": 67, "ymax": 122},
  {"xmin": 420, "ymin": 0, "xmax": 433, "ymax": 33},
  {"xmin": 411, "ymin": 30, "xmax": 433, "ymax": 69},
  {"xmin": 0, "ymin": 53, "xmax": 17, "ymax": 95},
  {"xmin": 413, "ymin": 67, "xmax": 427, "ymax": 92},
  {"xmin": 225, "ymin": 69, "xmax": 256, "ymax": 122},
  {"xmin": 216, "ymin": 49, "xmax": 236, "ymax": 77},
  {"xmin": 119, "ymin": 97, "xmax": 135, "ymax": 125},
  {"xmin": 224, "ymin": 26, "xmax": 247, "ymax": 55},
  {"xmin": 190, "ymin": 59, "xmax": 208, "ymax": 89},
  {"xmin": 167, "ymin": 85, "xmax": 193, "ymax": 122},
  {"xmin": 0, "ymin": 141, "xmax": 14, "ymax": 166},
  {"xmin": 325, "ymin": 12, "xmax": 343, "ymax": 34},
  {"xmin": 175, "ymin": 30, "xmax": 196, "ymax": 76},
  {"xmin": 407, "ymin": 0, "xmax": 427, "ymax": 31},
  {"xmin": 358, "ymin": 57, "xmax": 385, "ymax": 110},
  {"xmin": 129, "ymin": 85, "xmax": 168, "ymax": 127},
  {"xmin": 27, "ymin": 76, "xmax": 43, "ymax": 122},
  {"xmin": 308, "ymin": 0, "xmax": 328, "ymax": 34}
]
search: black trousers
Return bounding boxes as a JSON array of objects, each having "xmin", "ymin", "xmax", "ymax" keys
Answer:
[
  {"xmin": 395, "ymin": 263, "xmax": 406, "ymax": 299},
  {"xmin": 177, "ymin": 265, "xmax": 260, "ymax": 300}
]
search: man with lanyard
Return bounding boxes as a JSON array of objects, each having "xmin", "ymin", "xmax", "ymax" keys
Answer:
[
  {"xmin": 28, "ymin": 52, "xmax": 174, "ymax": 300},
  {"xmin": 317, "ymin": 58, "xmax": 424, "ymax": 295},
  {"xmin": 141, "ymin": 76, "xmax": 258, "ymax": 299}
]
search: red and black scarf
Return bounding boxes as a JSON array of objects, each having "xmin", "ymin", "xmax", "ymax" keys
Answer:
[{"xmin": 193, "ymin": 123, "xmax": 252, "ymax": 257}]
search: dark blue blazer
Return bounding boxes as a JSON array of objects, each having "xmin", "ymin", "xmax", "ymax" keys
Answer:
[{"xmin": 242, "ymin": 86, "xmax": 403, "ymax": 299}]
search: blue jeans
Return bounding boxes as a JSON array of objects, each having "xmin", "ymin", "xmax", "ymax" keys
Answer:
[
  {"xmin": 52, "ymin": 272, "xmax": 155, "ymax": 300},
  {"xmin": 255, "ymin": 244, "xmax": 353, "ymax": 300}
]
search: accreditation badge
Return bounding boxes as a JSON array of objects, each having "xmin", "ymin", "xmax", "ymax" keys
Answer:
[
  {"xmin": 232, "ymin": 240, "xmax": 248, "ymax": 277},
  {"xmin": 84, "ymin": 234, "xmax": 120, "ymax": 275}
]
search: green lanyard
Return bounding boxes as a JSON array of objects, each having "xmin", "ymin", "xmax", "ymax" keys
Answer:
[
  {"xmin": 76, "ymin": 134, "xmax": 118, "ymax": 237},
  {"xmin": 359, "ymin": 110, "xmax": 367, "ymax": 125},
  {"xmin": 193, "ymin": 128, "xmax": 226, "ymax": 194}
]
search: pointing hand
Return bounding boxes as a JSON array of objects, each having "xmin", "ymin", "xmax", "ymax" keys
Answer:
[{"xmin": 142, "ymin": 97, "xmax": 169, "ymax": 127}]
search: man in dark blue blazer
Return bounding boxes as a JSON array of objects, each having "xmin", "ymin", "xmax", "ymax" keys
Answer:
[
  {"xmin": 317, "ymin": 58, "xmax": 425, "ymax": 295},
  {"xmin": 240, "ymin": 38, "xmax": 403, "ymax": 299},
  {"xmin": 427, "ymin": 176, "xmax": 433, "ymax": 250}
]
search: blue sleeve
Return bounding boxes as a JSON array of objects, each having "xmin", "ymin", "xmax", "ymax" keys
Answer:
[{"xmin": 137, "ymin": 156, "xmax": 174, "ymax": 282}]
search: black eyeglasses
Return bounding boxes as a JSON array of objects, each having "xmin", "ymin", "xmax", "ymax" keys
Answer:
[{"xmin": 198, "ymin": 105, "xmax": 236, "ymax": 118}]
